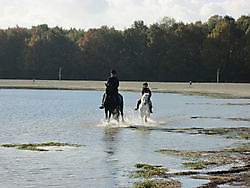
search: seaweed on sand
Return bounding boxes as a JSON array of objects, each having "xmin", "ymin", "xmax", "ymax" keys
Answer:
[
  {"xmin": 2, "ymin": 142, "xmax": 82, "ymax": 151},
  {"xmin": 129, "ymin": 126, "xmax": 249, "ymax": 140},
  {"xmin": 181, "ymin": 127, "xmax": 250, "ymax": 140},
  {"xmin": 155, "ymin": 143, "xmax": 249, "ymax": 170},
  {"xmin": 191, "ymin": 116, "xmax": 250, "ymax": 122},
  {"xmin": 182, "ymin": 161, "xmax": 218, "ymax": 169},
  {"xmin": 129, "ymin": 142, "xmax": 249, "ymax": 187},
  {"xmin": 129, "ymin": 163, "xmax": 180, "ymax": 188},
  {"xmin": 222, "ymin": 102, "xmax": 250, "ymax": 106},
  {"xmin": 133, "ymin": 179, "xmax": 181, "ymax": 188},
  {"xmin": 194, "ymin": 164, "xmax": 250, "ymax": 188},
  {"xmin": 131, "ymin": 164, "xmax": 169, "ymax": 179}
]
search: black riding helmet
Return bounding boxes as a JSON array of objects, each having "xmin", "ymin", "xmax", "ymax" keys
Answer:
[
  {"xmin": 143, "ymin": 82, "xmax": 148, "ymax": 86},
  {"xmin": 110, "ymin": 69, "xmax": 117, "ymax": 74}
]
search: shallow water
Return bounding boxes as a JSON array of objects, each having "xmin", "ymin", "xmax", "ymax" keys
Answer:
[{"xmin": 0, "ymin": 89, "xmax": 249, "ymax": 188}]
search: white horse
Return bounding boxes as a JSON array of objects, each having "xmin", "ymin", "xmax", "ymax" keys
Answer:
[{"xmin": 139, "ymin": 93, "xmax": 151, "ymax": 122}]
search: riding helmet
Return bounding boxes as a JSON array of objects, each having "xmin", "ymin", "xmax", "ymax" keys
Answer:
[{"xmin": 110, "ymin": 69, "xmax": 117, "ymax": 74}]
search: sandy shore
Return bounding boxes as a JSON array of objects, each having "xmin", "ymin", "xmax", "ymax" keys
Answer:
[{"xmin": 0, "ymin": 79, "xmax": 250, "ymax": 98}]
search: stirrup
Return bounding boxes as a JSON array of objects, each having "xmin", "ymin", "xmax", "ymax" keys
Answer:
[{"xmin": 99, "ymin": 105, "xmax": 104, "ymax": 109}]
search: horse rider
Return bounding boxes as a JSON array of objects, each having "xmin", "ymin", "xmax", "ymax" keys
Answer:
[
  {"xmin": 99, "ymin": 70, "xmax": 119, "ymax": 109},
  {"xmin": 134, "ymin": 82, "xmax": 153, "ymax": 113}
]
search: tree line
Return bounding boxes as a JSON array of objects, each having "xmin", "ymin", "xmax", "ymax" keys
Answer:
[{"xmin": 0, "ymin": 15, "xmax": 249, "ymax": 82}]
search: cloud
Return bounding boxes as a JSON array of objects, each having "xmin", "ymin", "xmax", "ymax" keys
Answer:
[{"xmin": 0, "ymin": 0, "xmax": 249, "ymax": 30}]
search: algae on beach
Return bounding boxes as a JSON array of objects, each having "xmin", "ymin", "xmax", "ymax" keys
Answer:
[
  {"xmin": 133, "ymin": 180, "xmax": 181, "ymax": 188},
  {"xmin": 130, "ymin": 126, "xmax": 250, "ymax": 140},
  {"xmin": 2, "ymin": 142, "xmax": 82, "ymax": 151},
  {"xmin": 155, "ymin": 142, "xmax": 249, "ymax": 170},
  {"xmin": 131, "ymin": 164, "xmax": 169, "ymax": 179},
  {"xmin": 129, "ymin": 163, "xmax": 180, "ymax": 188},
  {"xmin": 191, "ymin": 116, "xmax": 250, "ymax": 122}
]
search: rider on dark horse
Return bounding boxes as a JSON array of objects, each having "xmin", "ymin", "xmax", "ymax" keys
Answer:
[
  {"xmin": 134, "ymin": 82, "xmax": 153, "ymax": 113},
  {"xmin": 99, "ymin": 70, "xmax": 119, "ymax": 109}
]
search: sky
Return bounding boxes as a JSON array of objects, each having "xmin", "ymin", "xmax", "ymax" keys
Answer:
[{"xmin": 0, "ymin": 0, "xmax": 249, "ymax": 30}]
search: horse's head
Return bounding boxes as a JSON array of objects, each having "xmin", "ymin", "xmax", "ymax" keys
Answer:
[{"xmin": 141, "ymin": 93, "xmax": 150, "ymax": 104}]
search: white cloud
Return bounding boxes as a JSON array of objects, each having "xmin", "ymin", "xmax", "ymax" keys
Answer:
[{"xmin": 0, "ymin": 0, "xmax": 249, "ymax": 30}]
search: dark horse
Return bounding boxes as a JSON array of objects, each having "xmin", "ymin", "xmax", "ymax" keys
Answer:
[{"xmin": 104, "ymin": 93, "xmax": 124, "ymax": 122}]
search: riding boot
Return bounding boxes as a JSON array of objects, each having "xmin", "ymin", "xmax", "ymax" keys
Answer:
[
  {"xmin": 99, "ymin": 93, "xmax": 107, "ymax": 109},
  {"xmin": 134, "ymin": 99, "xmax": 141, "ymax": 110}
]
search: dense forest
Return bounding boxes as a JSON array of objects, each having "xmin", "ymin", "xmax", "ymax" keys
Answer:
[{"xmin": 0, "ymin": 15, "xmax": 249, "ymax": 82}]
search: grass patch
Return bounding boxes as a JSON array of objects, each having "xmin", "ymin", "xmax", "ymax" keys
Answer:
[
  {"xmin": 131, "ymin": 164, "xmax": 168, "ymax": 179},
  {"xmin": 171, "ymin": 127, "xmax": 250, "ymax": 140},
  {"xmin": 191, "ymin": 116, "xmax": 250, "ymax": 122},
  {"xmin": 182, "ymin": 161, "xmax": 217, "ymax": 169},
  {"xmin": 222, "ymin": 103, "xmax": 250, "ymax": 106},
  {"xmin": 155, "ymin": 146, "xmax": 246, "ymax": 170},
  {"xmin": 133, "ymin": 179, "xmax": 181, "ymax": 188},
  {"xmin": 2, "ymin": 142, "xmax": 82, "ymax": 151},
  {"xmin": 225, "ymin": 134, "xmax": 250, "ymax": 140},
  {"xmin": 186, "ymin": 102, "xmax": 250, "ymax": 106},
  {"xmin": 191, "ymin": 116, "xmax": 221, "ymax": 119},
  {"xmin": 224, "ymin": 142, "xmax": 250, "ymax": 153},
  {"xmin": 133, "ymin": 128, "xmax": 152, "ymax": 132},
  {"xmin": 155, "ymin": 149, "xmax": 182, "ymax": 155},
  {"xmin": 130, "ymin": 164, "xmax": 180, "ymax": 188},
  {"xmin": 227, "ymin": 117, "xmax": 250, "ymax": 122}
]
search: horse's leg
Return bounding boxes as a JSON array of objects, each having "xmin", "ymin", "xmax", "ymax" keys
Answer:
[
  {"xmin": 120, "ymin": 104, "xmax": 124, "ymax": 122},
  {"xmin": 147, "ymin": 105, "xmax": 150, "ymax": 120},
  {"xmin": 105, "ymin": 109, "xmax": 110, "ymax": 123},
  {"xmin": 140, "ymin": 108, "xmax": 144, "ymax": 119},
  {"xmin": 108, "ymin": 110, "xmax": 111, "ymax": 122},
  {"xmin": 145, "ymin": 106, "xmax": 150, "ymax": 123},
  {"xmin": 119, "ymin": 95, "xmax": 124, "ymax": 122},
  {"xmin": 113, "ymin": 108, "xmax": 119, "ymax": 122},
  {"xmin": 105, "ymin": 108, "xmax": 108, "ymax": 120},
  {"xmin": 117, "ymin": 110, "xmax": 120, "ymax": 123}
]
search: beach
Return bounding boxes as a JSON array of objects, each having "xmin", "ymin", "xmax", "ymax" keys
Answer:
[
  {"xmin": 1, "ymin": 81, "xmax": 249, "ymax": 187},
  {"xmin": 0, "ymin": 79, "xmax": 250, "ymax": 99}
]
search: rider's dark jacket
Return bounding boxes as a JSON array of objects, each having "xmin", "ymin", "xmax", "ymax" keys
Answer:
[
  {"xmin": 142, "ymin": 87, "xmax": 151, "ymax": 99},
  {"xmin": 106, "ymin": 76, "xmax": 119, "ymax": 95}
]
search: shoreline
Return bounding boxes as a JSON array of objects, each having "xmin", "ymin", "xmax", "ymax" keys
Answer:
[{"xmin": 0, "ymin": 79, "xmax": 250, "ymax": 99}]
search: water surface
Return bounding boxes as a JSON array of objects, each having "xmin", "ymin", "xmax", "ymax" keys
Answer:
[{"xmin": 0, "ymin": 89, "xmax": 249, "ymax": 187}]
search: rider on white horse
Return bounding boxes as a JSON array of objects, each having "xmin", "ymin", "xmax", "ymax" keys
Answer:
[{"xmin": 134, "ymin": 82, "xmax": 153, "ymax": 113}]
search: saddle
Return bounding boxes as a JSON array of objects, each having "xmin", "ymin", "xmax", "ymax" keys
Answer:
[{"xmin": 107, "ymin": 93, "xmax": 122, "ymax": 107}]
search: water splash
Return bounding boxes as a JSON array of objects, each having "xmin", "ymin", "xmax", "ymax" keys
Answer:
[{"xmin": 97, "ymin": 109, "xmax": 163, "ymax": 128}]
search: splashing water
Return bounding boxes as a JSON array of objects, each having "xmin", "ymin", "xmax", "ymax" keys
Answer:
[{"xmin": 97, "ymin": 109, "xmax": 161, "ymax": 128}]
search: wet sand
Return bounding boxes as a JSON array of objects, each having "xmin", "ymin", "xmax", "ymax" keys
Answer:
[{"xmin": 0, "ymin": 79, "xmax": 250, "ymax": 98}]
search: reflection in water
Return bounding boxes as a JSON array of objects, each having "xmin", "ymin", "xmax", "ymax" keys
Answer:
[
  {"xmin": 103, "ymin": 127, "xmax": 120, "ymax": 156},
  {"xmin": 102, "ymin": 127, "xmax": 120, "ymax": 187}
]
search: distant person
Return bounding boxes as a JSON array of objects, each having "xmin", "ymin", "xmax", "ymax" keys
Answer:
[
  {"xmin": 99, "ymin": 70, "xmax": 119, "ymax": 109},
  {"xmin": 189, "ymin": 80, "xmax": 192, "ymax": 87},
  {"xmin": 135, "ymin": 82, "xmax": 153, "ymax": 113}
]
